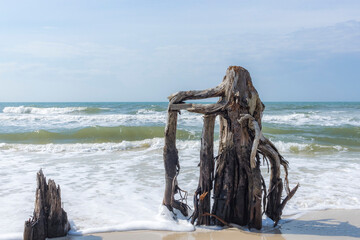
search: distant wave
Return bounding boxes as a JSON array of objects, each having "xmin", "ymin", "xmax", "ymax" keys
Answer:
[
  {"xmin": 272, "ymin": 141, "xmax": 349, "ymax": 154},
  {"xmin": 0, "ymin": 126, "xmax": 198, "ymax": 144},
  {"xmin": 0, "ymin": 138, "xmax": 165, "ymax": 153},
  {"xmin": 2, "ymin": 106, "xmax": 108, "ymax": 115},
  {"xmin": 262, "ymin": 112, "xmax": 360, "ymax": 127},
  {"xmin": 263, "ymin": 125, "xmax": 360, "ymax": 148},
  {"xmin": 0, "ymin": 138, "xmax": 355, "ymax": 154}
]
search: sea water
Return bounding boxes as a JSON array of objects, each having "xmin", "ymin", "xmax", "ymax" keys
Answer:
[{"xmin": 0, "ymin": 102, "xmax": 359, "ymax": 239}]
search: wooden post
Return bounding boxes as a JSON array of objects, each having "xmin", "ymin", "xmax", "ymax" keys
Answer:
[
  {"xmin": 163, "ymin": 110, "xmax": 179, "ymax": 208},
  {"xmin": 192, "ymin": 114, "xmax": 216, "ymax": 225},
  {"xmin": 163, "ymin": 110, "xmax": 189, "ymax": 216}
]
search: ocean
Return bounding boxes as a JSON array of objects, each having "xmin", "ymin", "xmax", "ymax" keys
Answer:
[{"xmin": 0, "ymin": 102, "xmax": 359, "ymax": 239}]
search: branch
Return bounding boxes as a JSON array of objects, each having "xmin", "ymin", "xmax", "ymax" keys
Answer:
[
  {"xmin": 169, "ymin": 102, "xmax": 227, "ymax": 114},
  {"xmin": 168, "ymin": 81, "xmax": 226, "ymax": 104}
]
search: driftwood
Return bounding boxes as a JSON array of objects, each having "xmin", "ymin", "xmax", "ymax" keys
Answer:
[
  {"xmin": 163, "ymin": 66, "xmax": 298, "ymax": 229},
  {"xmin": 191, "ymin": 115, "xmax": 215, "ymax": 225},
  {"xmin": 24, "ymin": 169, "xmax": 70, "ymax": 240}
]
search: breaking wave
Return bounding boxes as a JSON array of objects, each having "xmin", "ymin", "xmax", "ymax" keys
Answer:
[
  {"xmin": 262, "ymin": 112, "xmax": 360, "ymax": 127},
  {"xmin": 0, "ymin": 126, "xmax": 198, "ymax": 144},
  {"xmin": 2, "ymin": 106, "xmax": 107, "ymax": 115}
]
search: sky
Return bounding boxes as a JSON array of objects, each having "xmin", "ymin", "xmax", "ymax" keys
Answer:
[{"xmin": 0, "ymin": 0, "xmax": 359, "ymax": 102}]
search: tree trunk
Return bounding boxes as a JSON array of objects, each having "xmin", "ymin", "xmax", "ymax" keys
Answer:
[
  {"xmin": 163, "ymin": 111, "xmax": 189, "ymax": 216},
  {"xmin": 165, "ymin": 66, "xmax": 298, "ymax": 229},
  {"xmin": 210, "ymin": 67, "xmax": 264, "ymax": 229},
  {"xmin": 24, "ymin": 169, "xmax": 70, "ymax": 240},
  {"xmin": 192, "ymin": 114, "xmax": 215, "ymax": 225}
]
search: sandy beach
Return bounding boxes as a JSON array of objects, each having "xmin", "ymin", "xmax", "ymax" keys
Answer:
[{"xmin": 56, "ymin": 209, "xmax": 360, "ymax": 240}]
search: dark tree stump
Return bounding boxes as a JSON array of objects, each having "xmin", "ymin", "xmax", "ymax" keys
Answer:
[
  {"xmin": 164, "ymin": 66, "xmax": 299, "ymax": 229},
  {"xmin": 24, "ymin": 169, "xmax": 70, "ymax": 240}
]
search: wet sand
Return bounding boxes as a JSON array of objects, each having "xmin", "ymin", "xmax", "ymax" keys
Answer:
[{"xmin": 59, "ymin": 209, "xmax": 360, "ymax": 240}]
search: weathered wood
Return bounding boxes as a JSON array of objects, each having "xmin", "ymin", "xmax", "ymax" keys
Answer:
[
  {"xmin": 213, "ymin": 67, "xmax": 263, "ymax": 228},
  {"xmin": 168, "ymin": 81, "xmax": 226, "ymax": 103},
  {"xmin": 192, "ymin": 114, "xmax": 216, "ymax": 225},
  {"xmin": 24, "ymin": 169, "xmax": 70, "ymax": 240},
  {"xmin": 164, "ymin": 66, "xmax": 298, "ymax": 229},
  {"xmin": 170, "ymin": 103, "xmax": 227, "ymax": 115},
  {"xmin": 163, "ymin": 110, "xmax": 188, "ymax": 216},
  {"xmin": 258, "ymin": 136, "xmax": 299, "ymax": 226}
]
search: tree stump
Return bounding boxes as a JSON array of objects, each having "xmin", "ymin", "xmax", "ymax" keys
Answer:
[
  {"xmin": 163, "ymin": 66, "xmax": 299, "ymax": 229},
  {"xmin": 24, "ymin": 169, "xmax": 70, "ymax": 240}
]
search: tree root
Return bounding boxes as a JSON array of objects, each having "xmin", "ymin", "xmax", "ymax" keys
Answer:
[
  {"xmin": 202, "ymin": 213, "xmax": 232, "ymax": 227},
  {"xmin": 163, "ymin": 66, "xmax": 298, "ymax": 229},
  {"xmin": 238, "ymin": 114, "xmax": 299, "ymax": 225}
]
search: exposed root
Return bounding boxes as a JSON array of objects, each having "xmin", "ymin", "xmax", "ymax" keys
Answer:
[
  {"xmin": 239, "ymin": 114, "xmax": 299, "ymax": 225},
  {"xmin": 169, "ymin": 165, "xmax": 190, "ymax": 216},
  {"xmin": 164, "ymin": 66, "xmax": 298, "ymax": 229},
  {"xmin": 191, "ymin": 188, "xmax": 200, "ymax": 224},
  {"xmin": 274, "ymin": 183, "xmax": 300, "ymax": 226},
  {"xmin": 260, "ymin": 175, "xmax": 267, "ymax": 215},
  {"xmin": 202, "ymin": 213, "xmax": 232, "ymax": 227}
]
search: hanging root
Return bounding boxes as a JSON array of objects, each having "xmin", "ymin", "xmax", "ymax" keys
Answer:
[
  {"xmin": 169, "ymin": 166, "xmax": 190, "ymax": 217},
  {"xmin": 191, "ymin": 188, "xmax": 201, "ymax": 224},
  {"xmin": 261, "ymin": 175, "xmax": 267, "ymax": 215},
  {"xmin": 258, "ymin": 137, "xmax": 299, "ymax": 225},
  {"xmin": 274, "ymin": 183, "xmax": 299, "ymax": 226},
  {"xmin": 238, "ymin": 114, "xmax": 299, "ymax": 225}
]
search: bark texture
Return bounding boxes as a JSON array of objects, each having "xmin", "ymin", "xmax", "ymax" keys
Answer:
[
  {"xmin": 24, "ymin": 169, "xmax": 70, "ymax": 240},
  {"xmin": 163, "ymin": 111, "xmax": 189, "ymax": 216},
  {"xmin": 163, "ymin": 66, "xmax": 298, "ymax": 229},
  {"xmin": 191, "ymin": 114, "xmax": 216, "ymax": 225}
]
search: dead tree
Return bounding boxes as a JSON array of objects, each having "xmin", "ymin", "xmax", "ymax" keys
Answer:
[
  {"xmin": 24, "ymin": 169, "xmax": 70, "ymax": 240},
  {"xmin": 163, "ymin": 66, "xmax": 298, "ymax": 229}
]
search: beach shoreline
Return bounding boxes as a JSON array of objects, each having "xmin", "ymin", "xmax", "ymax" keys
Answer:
[
  {"xmin": 59, "ymin": 209, "xmax": 360, "ymax": 240},
  {"xmin": 1, "ymin": 102, "xmax": 360, "ymax": 238}
]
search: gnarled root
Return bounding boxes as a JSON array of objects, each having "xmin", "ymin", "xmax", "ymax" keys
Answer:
[{"xmin": 239, "ymin": 114, "xmax": 299, "ymax": 226}]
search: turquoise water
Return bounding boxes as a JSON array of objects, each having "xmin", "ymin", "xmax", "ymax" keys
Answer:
[{"xmin": 0, "ymin": 102, "xmax": 359, "ymax": 239}]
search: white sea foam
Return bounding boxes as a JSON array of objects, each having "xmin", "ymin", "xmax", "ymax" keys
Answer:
[
  {"xmin": 0, "ymin": 139, "xmax": 201, "ymax": 238},
  {"xmin": 1, "ymin": 137, "xmax": 359, "ymax": 238},
  {"xmin": 0, "ymin": 139, "xmax": 166, "ymax": 153},
  {"xmin": 3, "ymin": 106, "xmax": 91, "ymax": 114},
  {"xmin": 69, "ymin": 206, "xmax": 194, "ymax": 235},
  {"xmin": 0, "ymin": 233, "xmax": 22, "ymax": 240},
  {"xmin": 272, "ymin": 141, "xmax": 348, "ymax": 153},
  {"xmin": 0, "ymin": 139, "xmax": 348, "ymax": 154},
  {"xmin": 0, "ymin": 112, "xmax": 205, "ymax": 134},
  {"xmin": 136, "ymin": 109, "xmax": 158, "ymax": 114},
  {"xmin": 262, "ymin": 112, "xmax": 360, "ymax": 126}
]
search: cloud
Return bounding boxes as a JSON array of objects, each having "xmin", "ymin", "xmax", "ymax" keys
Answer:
[{"xmin": 203, "ymin": 20, "xmax": 360, "ymax": 63}]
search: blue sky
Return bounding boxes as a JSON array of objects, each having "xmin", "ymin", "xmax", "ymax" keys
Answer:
[{"xmin": 0, "ymin": 0, "xmax": 359, "ymax": 102}]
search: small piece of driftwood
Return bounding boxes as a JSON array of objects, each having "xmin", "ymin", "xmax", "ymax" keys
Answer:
[{"xmin": 24, "ymin": 169, "xmax": 70, "ymax": 240}]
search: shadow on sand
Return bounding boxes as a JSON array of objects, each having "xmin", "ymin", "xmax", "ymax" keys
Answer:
[{"xmin": 275, "ymin": 217, "xmax": 360, "ymax": 238}]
